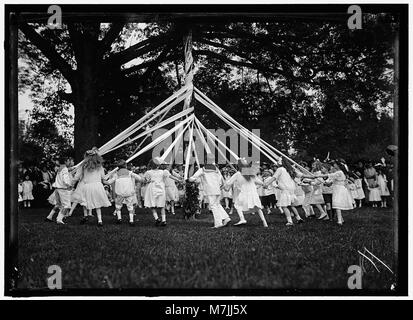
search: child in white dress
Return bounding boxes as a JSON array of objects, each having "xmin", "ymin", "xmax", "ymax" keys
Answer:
[
  {"xmin": 72, "ymin": 149, "xmax": 111, "ymax": 226},
  {"xmin": 144, "ymin": 157, "xmax": 181, "ymax": 226},
  {"xmin": 290, "ymin": 177, "xmax": 305, "ymax": 223},
  {"xmin": 310, "ymin": 161, "xmax": 353, "ymax": 225},
  {"xmin": 22, "ymin": 175, "xmax": 34, "ymax": 208},
  {"xmin": 165, "ymin": 165, "xmax": 181, "ymax": 215},
  {"xmin": 377, "ymin": 167, "xmax": 390, "ymax": 208},
  {"xmin": 221, "ymin": 169, "xmax": 233, "ymax": 210},
  {"xmin": 353, "ymin": 172, "xmax": 365, "ymax": 208},
  {"xmin": 265, "ymin": 158, "xmax": 297, "ymax": 226},
  {"xmin": 366, "ymin": 177, "xmax": 381, "ymax": 207},
  {"xmin": 310, "ymin": 161, "xmax": 328, "ymax": 220},
  {"xmin": 67, "ymin": 179, "xmax": 90, "ymax": 218},
  {"xmin": 224, "ymin": 159, "xmax": 268, "ymax": 227},
  {"xmin": 346, "ymin": 177, "xmax": 357, "ymax": 208}
]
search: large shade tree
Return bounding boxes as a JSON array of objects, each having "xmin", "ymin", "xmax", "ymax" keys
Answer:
[{"xmin": 18, "ymin": 12, "xmax": 397, "ymax": 161}]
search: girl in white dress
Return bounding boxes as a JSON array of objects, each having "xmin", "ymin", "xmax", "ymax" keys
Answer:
[
  {"xmin": 165, "ymin": 165, "xmax": 181, "ymax": 215},
  {"xmin": 224, "ymin": 159, "xmax": 268, "ymax": 227},
  {"xmin": 346, "ymin": 177, "xmax": 357, "ymax": 208},
  {"xmin": 353, "ymin": 172, "xmax": 365, "ymax": 208},
  {"xmin": 366, "ymin": 176, "xmax": 381, "ymax": 207},
  {"xmin": 67, "ymin": 180, "xmax": 91, "ymax": 218},
  {"xmin": 22, "ymin": 175, "xmax": 34, "ymax": 208},
  {"xmin": 376, "ymin": 167, "xmax": 390, "ymax": 208},
  {"xmin": 68, "ymin": 161, "xmax": 93, "ymax": 218},
  {"xmin": 290, "ymin": 177, "xmax": 305, "ymax": 223},
  {"xmin": 72, "ymin": 149, "xmax": 111, "ymax": 226},
  {"xmin": 265, "ymin": 158, "xmax": 297, "ymax": 226},
  {"xmin": 221, "ymin": 169, "xmax": 233, "ymax": 210},
  {"xmin": 310, "ymin": 161, "xmax": 354, "ymax": 225},
  {"xmin": 144, "ymin": 158, "xmax": 181, "ymax": 226},
  {"xmin": 310, "ymin": 161, "xmax": 328, "ymax": 220}
]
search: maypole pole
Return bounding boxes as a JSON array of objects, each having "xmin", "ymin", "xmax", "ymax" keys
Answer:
[
  {"xmin": 183, "ymin": 29, "xmax": 194, "ymax": 109},
  {"xmin": 174, "ymin": 28, "xmax": 196, "ymax": 173}
]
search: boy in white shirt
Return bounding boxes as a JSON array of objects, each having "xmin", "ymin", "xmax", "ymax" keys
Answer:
[
  {"xmin": 188, "ymin": 155, "xmax": 230, "ymax": 228},
  {"xmin": 45, "ymin": 157, "xmax": 73, "ymax": 224}
]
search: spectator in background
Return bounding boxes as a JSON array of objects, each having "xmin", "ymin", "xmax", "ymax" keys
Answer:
[
  {"xmin": 354, "ymin": 160, "xmax": 367, "ymax": 205},
  {"xmin": 38, "ymin": 165, "xmax": 53, "ymax": 204},
  {"xmin": 376, "ymin": 165, "xmax": 390, "ymax": 208},
  {"xmin": 18, "ymin": 179, "xmax": 23, "ymax": 206},
  {"xmin": 364, "ymin": 161, "xmax": 377, "ymax": 205},
  {"xmin": 22, "ymin": 175, "xmax": 34, "ymax": 208}
]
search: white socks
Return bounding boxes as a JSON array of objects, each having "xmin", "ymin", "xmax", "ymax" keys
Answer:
[
  {"xmin": 129, "ymin": 213, "xmax": 134, "ymax": 223},
  {"xmin": 237, "ymin": 210, "xmax": 246, "ymax": 222},
  {"xmin": 116, "ymin": 210, "xmax": 121, "ymax": 220},
  {"xmin": 257, "ymin": 210, "xmax": 268, "ymax": 227},
  {"xmin": 56, "ymin": 210, "xmax": 65, "ymax": 223},
  {"xmin": 47, "ymin": 209, "xmax": 56, "ymax": 220},
  {"xmin": 152, "ymin": 210, "xmax": 159, "ymax": 220}
]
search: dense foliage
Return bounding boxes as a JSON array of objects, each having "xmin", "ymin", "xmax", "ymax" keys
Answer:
[{"xmin": 18, "ymin": 14, "xmax": 397, "ymax": 163}]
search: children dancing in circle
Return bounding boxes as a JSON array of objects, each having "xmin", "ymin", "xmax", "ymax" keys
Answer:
[
  {"xmin": 188, "ymin": 155, "xmax": 231, "ymax": 228},
  {"xmin": 42, "ymin": 143, "xmax": 376, "ymax": 229},
  {"xmin": 143, "ymin": 157, "xmax": 182, "ymax": 227},
  {"xmin": 223, "ymin": 158, "xmax": 268, "ymax": 228}
]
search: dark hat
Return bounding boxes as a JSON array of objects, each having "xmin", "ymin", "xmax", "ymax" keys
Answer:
[{"xmin": 386, "ymin": 145, "xmax": 398, "ymax": 156}]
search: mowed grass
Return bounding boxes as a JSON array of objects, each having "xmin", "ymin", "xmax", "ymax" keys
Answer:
[{"xmin": 17, "ymin": 205, "xmax": 395, "ymax": 291}]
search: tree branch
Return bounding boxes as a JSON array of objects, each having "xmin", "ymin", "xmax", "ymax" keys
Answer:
[
  {"xmin": 99, "ymin": 22, "xmax": 125, "ymax": 55},
  {"xmin": 197, "ymin": 37, "xmax": 295, "ymax": 78},
  {"xmin": 19, "ymin": 22, "xmax": 75, "ymax": 83},
  {"xmin": 122, "ymin": 51, "xmax": 179, "ymax": 78},
  {"xmin": 104, "ymin": 31, "xmax": 175, "ymax": 67},
  {"xmin": 194, "ymin": 49, "xmax": 288, "ymax": 78},
  {"xmin": 194, "ymin": 49, "xmax": 319, "ymax": 86}
]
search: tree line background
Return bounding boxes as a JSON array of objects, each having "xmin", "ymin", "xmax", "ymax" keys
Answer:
[{"xmin": 17, "ymin": 13, "xmax": 396, "ymax": 165}]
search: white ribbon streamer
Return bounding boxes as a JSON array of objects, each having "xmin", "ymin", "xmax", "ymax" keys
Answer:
[{"xmin": 126, "ymin": 114, "xmax": 195, "ymax": 163}]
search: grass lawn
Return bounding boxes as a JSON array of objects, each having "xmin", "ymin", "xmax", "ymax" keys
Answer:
[{"xmin": 16, "ymin": 205, "xmax": 396, "ymax": 292}]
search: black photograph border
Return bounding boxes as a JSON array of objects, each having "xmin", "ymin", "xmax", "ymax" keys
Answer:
[{"xmin": 4, "ymin": 3, "xmax": 409, "ymax": 298}]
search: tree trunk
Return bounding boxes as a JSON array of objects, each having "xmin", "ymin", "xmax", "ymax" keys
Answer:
[
  {"xmin": 72, "ymin": 36, "xmax": 101, "ymax": 162},
  {"xmin": 73, "ymin": 84, "xmax": 99, "ymax": 162}
]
